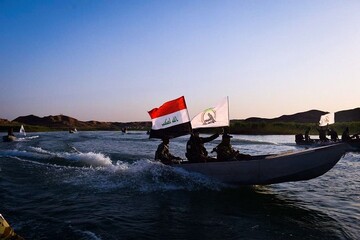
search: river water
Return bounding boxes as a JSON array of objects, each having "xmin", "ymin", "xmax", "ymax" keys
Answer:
[{"xmin": 0, "ymin": 131, "xmax": 359, "ymax": 240}]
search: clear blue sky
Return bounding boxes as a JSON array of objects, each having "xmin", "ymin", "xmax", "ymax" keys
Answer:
[{"xmin": 1, "ymin": 0, "xmax": 359, "ymax": 122}]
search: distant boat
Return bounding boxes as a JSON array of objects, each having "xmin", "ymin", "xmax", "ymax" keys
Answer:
[
  {"xmin": 175, "ymin": 143, "xmax": 350, "ymax": 185},
  {"xmin": 295, "ymin": 112, "xmax": 336, "ymax": 145},
  {"xmin": 20, "ymin": 125, "xmax": 26, "ymax": 136},
  {"xmin": 121, "ymin": 128, "xmax": 127, "ymax": 133},
  {"xmin": 2, "ymin": 135, "xmax": 16, "ymax": 142},
  {"xmin": 69, "ymin": 128, "xmax": 78, "ymax": 133},
  {"xmin": 2, "ymin": 127, "xmax": 17, "ymax": 142}
]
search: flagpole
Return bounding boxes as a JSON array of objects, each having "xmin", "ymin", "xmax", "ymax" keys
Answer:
[
  {"xmin": 227, "ymin": 96, "xmax": 230, "ymax": 127},
  {"xmin": 185, "ymin": 98, "xmax": 193, "ymax": 133}
]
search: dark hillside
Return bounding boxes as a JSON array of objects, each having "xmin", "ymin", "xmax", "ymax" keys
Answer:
[
  {"xmin": 2, "ymin": 107, "xmax": 359, "ymax": 133},
  {"xmin": 272, "ymin": 110, "xmax": 327, "ymax": 123},
  {"xmin": 244, "ymin": 110, "xmax": 327, "ymax": 123},
  {"xmin": 10, "ymin": 114, "xmax": 151, "ymax": 131},
  {"xmin": 336, "ymin": 108, "xmax": 360, "ymax": 122},
  {"xmin": 244, "ymin": 108, "xmax": 360, "ymax": 123}
]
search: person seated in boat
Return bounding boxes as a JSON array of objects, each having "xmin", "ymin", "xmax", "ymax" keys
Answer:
[
  {"xmin": 295, "ymin": 133, "xmax": 304, "ymax": 144},
  {"xmin": 342, "ymin": 127, "xmax": 351, "ymax": 141},
  {"xmin": 185, "ymin": 129, "xmax": 220, "ymax": 163},
  {"xmin": 213, "ymin": 133, "xmax": 251, "ymax": 161},
  {"xmin": 155, "ymin": 137, "xmax": 181, "ymax": 165},
  {"xmin": 317, "ymin": 126, "xmax": 328, "ymax": 142},
  {"xmin": 328, "ymin": 128, "xmax": 339, "ymax": 142},
  {"xmin": 341, "ymin": 127, "xmax": 359, "ymax": 141}
]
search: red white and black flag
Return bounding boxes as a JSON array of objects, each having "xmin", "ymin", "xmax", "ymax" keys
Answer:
[{"xmin": 148, "ymin": 96, "xmax": 192, "ymax": 139}]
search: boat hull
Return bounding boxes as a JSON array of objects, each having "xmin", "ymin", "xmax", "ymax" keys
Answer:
[{"xmin": 175, "ymin": 143, "xmax": 349, "ymax": 185}]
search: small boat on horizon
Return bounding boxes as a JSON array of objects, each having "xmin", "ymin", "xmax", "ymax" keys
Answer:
[
  {"xmin": 2, "ymin": 135, "xmax": 16, "ymax": 142},
  {"xmin": 19, "ymin": 125, "xmax": 26, "ymax": 136},
  {"xmin": 69, "ymin": 128, "xmax": 78, "ymax": 133},
  {"xmin": 2, "ymin": 127, "xmax": 17, "ymax": 142}
]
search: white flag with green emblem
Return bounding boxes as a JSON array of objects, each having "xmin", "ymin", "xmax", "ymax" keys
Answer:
[
  {"xmin": 319, "ymin": 112, "xmax": 335, "ymax": 126},
  {"xmin": 191, "ymin": 97, "xmax": 229, "ymax": 129}
]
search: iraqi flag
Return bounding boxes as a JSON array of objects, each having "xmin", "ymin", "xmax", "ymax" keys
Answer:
[
  {"xmin": 191, "ymin": 97, "xmax": 229, "ymax": 129},
  {"xmin": 148, "ymin": 96, "xmax": 192, "ymax": 139}
]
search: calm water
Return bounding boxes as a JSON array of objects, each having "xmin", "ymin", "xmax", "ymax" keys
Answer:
[{"xmin": 0, "ymin": 131, "xmax": 359, "ymax": 240}]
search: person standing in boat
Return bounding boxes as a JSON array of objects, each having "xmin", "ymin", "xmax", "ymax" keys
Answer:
[
  {"xmin": 317, "ymin": 126, "xmax": 328, "ymax": 142},
  {"xmin": 185, "ymin": 129, "xmax": 220, "ymax": 163},
  {"xmin": 304, "ymin": 127, "xmax": 311, "ymax": 142},
  {"xmin": 213, "ymin": 133, "xmax": 251, "ymax": 161},
  {"xmin": 155, "ymin": 137, "xmax": 181, "ymax": 164},
  {"xmin": 328, "ymin": 128, "xmax": 339, "ymax": 142}
]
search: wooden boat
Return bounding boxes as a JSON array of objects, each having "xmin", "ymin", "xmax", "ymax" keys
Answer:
[
  {"xmin": 0, "ymin": 214, "xmax": 24, "ymax": 240},
  {"xmin": 175, "ymin": 143, "xmax": 350, "ymax": 185}
]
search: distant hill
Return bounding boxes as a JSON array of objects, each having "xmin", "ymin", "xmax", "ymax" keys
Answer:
[
  {"xmin": 14, "ymin": 115, "xmax": 91, "ymax": 129},
  {"xmin": 1, "ymin": 107, "xmax": 359, "ymax": 132},
  {"xmin": 0, "ymin": 118, "xmax": 11, "ymax": 125},
  {"xmin": 335, "ymin": 108, "xmax": 360, "ymax": 122},
  {"xmin": 10, "ymin": 114, "xmax": 151, "ymax": 131},
  {"xmin": 245, "ymin": 110, "xmax": 328, "ymax": 123},
  {"xmin": 243, "ymin": 108, "xmax": 360, "ymax": 123}
]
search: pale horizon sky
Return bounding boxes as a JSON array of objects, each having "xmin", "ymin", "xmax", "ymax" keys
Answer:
[{"xmin": 1, "ymin": 0, "xmax": 359, "ymax": 122}]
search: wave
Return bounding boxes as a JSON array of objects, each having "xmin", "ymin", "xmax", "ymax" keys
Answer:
[
  {"xmin": 1, "ymin": 147, "xmax": 113, "ymax": 167},
  {"xmin": 29, "ymin": 147, "xmax": 113, "ymax": 167},
  {"xmin": 1, "ymin": 147, "xmax": 224, "ymax": 192},
  {"xmin": 15, "ymin": 135, "xmax": 40, "ymax": 141},
  {"xmin": 2, "ymin": 150, "xmax": 224, "ymax": 192},
  {"xmin": 231, "ymin": 138, "xmax": 279, "ymax": 145},
  {"xmin": 71, "ymin": 229, "xmax": 102, "ymax": 240},
  {"xmin": 61, "ymin": 159, "xmax": 225, "ymax": 192},
  {"xmin": 342, "ymin": 152, "xmax": 360, "ymax": 162}
]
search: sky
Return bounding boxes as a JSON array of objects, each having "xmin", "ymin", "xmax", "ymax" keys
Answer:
[{"xmin": 1, "ymin": 0, "xmax": 360, "ymax": 122}]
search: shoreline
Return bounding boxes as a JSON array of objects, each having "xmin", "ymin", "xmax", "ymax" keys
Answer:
[{"xmin": 1, "ymin": 121, "xmax": 360, "ymax": 135}]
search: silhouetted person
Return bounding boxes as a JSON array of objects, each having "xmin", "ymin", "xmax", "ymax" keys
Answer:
[
  {"xmin": 341, "ymin": 127, "xmax": 359, "ymax": 141},
  {"xmin": 342, "ymin": 127, "xmax": 351, "ymax": 142},
  {"xmin": 213, "ymin": 134, "xmax": 251, "ymax": 161},
  {"xmin": 317, "ymin": 126, "xmax": 328, "ymax": 141},
  {"xmin": 155, "ymin": 137, "xmax": 181, "ymax": 164},
  {"xmin": 328, "ymin": 128, "xmax": 338, "ymax": 142},
  {"xmin": 295, "ymin": 133, "xmax": 304, "ymax": 144},
  {"xmin": 186, "ymin": 129, "xmax": 219, "ymax": 163}
]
